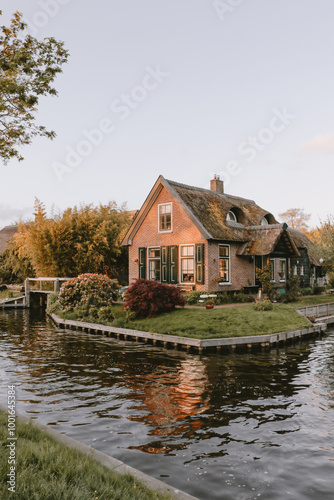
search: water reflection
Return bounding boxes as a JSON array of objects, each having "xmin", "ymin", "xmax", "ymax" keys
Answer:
[{"xmin": 0, "ymin": 309, "xmax": 333, "ymax": 500}]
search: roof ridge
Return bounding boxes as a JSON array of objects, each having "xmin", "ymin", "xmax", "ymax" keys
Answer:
[{"xmin": 166, "ymin": 179, "xmax": 256, "ymax": 204}]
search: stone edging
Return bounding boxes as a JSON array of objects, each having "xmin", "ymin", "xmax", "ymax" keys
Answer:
[
  {"xmin": 0, "ymin": 403, "xmax": 198, "ymax": 500},
  {"xmin": 49, "ymin": 313, "xmax": 330, "ymax": 354}
]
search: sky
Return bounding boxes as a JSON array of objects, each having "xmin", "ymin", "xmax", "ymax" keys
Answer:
[{"xmin": 1, "ymin": 0, "xmax": 334, "ymax": 229}]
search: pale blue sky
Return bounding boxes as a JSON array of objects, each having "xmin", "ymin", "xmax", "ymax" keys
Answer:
[{"xmin": 1, "ymin": 0, "xmax": 334, "ymax": 228}]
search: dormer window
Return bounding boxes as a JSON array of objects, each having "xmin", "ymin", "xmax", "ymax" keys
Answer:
[
  {"xmin": 226, "ymin": 210, "xmax": 237, "ymax": 222},
  {"xmin": 261, "ymin": 217, "xmax": 269, "ymax": 226},
  {"xmin": 159, "ymin": 203, "xmax": 172, "ymax": 232}
]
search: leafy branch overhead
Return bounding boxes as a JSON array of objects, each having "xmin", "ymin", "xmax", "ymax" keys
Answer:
[{"xmin": 0, "ymin": 10, "xmax": 69, "ymax": 163}]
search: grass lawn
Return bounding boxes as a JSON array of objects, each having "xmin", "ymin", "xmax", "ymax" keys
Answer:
[
  {"xmin": 0, "ymin": 411, "xmax": 171, "ymax": 500},
  {"xmin": 293, "ymin": 294, "xmax": 334, "ymax": 308},
  {"xmin": 53, "ymin": 303, "xmax": 310, "ymax": 340},
  {"xmin": 129, "ymin": 304, "xmax": 310, "ymax": 339}
]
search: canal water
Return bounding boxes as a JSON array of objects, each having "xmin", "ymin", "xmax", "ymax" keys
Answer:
[{"xmin": 0, "ymin": 309, "xmax": 333, "ymax": 500}]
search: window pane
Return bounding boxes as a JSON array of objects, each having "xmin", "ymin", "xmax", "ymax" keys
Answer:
[
  {"xmin": 219, "ymin": 246, "xmax": 229, "ymax": 257},
  {"xmin": 181, "ymin": 245, "xmax": 194, "ymax": 257},
  {"xmin": 149, "ymin": 260, "xmax": 160, "ymax": 281}
]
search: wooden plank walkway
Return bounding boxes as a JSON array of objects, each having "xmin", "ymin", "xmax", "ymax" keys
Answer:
[
  {"xmin": 49, "ymin": 313, "xmax": 330, "ymax": 355},
  {"xmin": 0, "ymin": 296, "xmax": 26, "ymax": 309}
]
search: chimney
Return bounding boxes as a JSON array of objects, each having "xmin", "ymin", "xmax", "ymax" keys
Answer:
[{"xmin": 210, "ymin": 174, "xmax": 224, "ymax": 195}]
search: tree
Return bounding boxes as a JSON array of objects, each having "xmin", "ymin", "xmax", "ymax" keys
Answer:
[
  {"xmin": 309, "ymin": 215, "xmax": 334, "ymax": 286},
  {"xmin": 13, "ymin": 199, "xmax": 132, "ymax": 281},
  {"xmin": 278, "ymin": 208, "xmax": 311, "ymax": 233},
  {"xmin": 255, "ymin": 264, "xmax": 273, "ymax": 301},
  {"xmin": 0, "ymin": 11, "xmax": 69, "ymax": 163}
]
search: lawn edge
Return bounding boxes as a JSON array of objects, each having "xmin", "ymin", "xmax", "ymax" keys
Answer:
[
  {"xmin": 49, "ymin": 312, "xmax": 329, "ymax": 353},
  {"xmin": 0, "ymin": 403, "xmax": 198, "ymax": 500}
]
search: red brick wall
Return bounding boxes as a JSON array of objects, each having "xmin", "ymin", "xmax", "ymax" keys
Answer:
[
  {"xmin": 129, "ymin": 187, "xmax": 206, "ymax": 288},
  {"xmin": 128, "ymin": 187, "xmax": 256, "ymax": 291},
  {"xmin": 207, "ymin": 242, "xmax": 255, "ymax": 291}
]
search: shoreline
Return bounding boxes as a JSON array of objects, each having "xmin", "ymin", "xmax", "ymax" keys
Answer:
[
  {"xmin": 48, "ymin": 312, "xmax": 331, "ymax": 354},
  {"xmin": 0, "ymin": 403, "xmax": 198, "ymax": 500}
]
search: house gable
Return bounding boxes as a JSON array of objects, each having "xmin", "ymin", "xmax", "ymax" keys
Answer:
[{"xmin": 122, "ymin": 176, "xmax": 211, "ymax": 247}]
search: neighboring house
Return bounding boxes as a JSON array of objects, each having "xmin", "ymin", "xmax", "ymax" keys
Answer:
[
  {"xmin": 289, "ymin": 229, "xmax": 323, "ymax": 288},
  {"xmin": 122, "ymin": 176, "xmax": 321, "ymax": 291},
  {"xmin": 0, "ymin": 225, "xmax": 18, "ymax": 255}
]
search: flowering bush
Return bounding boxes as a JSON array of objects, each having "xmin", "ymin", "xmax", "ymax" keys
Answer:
[
  {"xmin": 123, "ymin": 279, "xmax": 185, "ymax": 318},
  {"xmin": 58, "ymin": 273, "xmax": 118, "ymax": 312}
]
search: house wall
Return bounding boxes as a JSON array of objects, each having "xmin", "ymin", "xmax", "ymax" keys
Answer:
[
  {"xmin": 206, "ymin": 242, "xmax": 255, "ymax": 291},
  {"xmin": 129, "ymin": 187, "xmax": 208, "ymax": 290},
  {"xmin": 290, "ymin": 250, "xmax": 313, "ymax": 288},
  {"xmin": 129, "ymin": 187, "xmax": 256, "ymax": 291}
]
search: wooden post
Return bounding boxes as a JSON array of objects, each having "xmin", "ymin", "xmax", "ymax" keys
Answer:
[
  {"xmin": 25, "ymin": 279, "xmax": 30, "ymax": 308},
  {"xmin": 54, "ymin": 279, "xmax": 60, "ymax": 292}
]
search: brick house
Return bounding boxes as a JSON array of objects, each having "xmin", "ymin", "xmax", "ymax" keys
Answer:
[{"xmin": 122, "ymin": 176, "xmax": 320, "ymax": 291}]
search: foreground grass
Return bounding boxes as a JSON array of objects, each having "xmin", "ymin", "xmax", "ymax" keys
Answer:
[
  {"xmin": 52, "ymin": 303, "xmax": 310, "ymax": 339},
  {"xmin": 0, "ymin": 412, "xmax": 171, "ymax": 500}
]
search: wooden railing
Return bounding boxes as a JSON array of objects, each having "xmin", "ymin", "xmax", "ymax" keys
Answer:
[
  {"xmin": 297, "ymin": 302, "xmax": 334, "ymax": 319},
  {"xmin": 25, "ymin": 277, "xmax": 70, "ymax": 307}
]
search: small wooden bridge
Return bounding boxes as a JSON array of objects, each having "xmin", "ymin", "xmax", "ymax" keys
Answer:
[{"xmin": 0, "ymin": 278, "xmax": 69, "ymax": 309}]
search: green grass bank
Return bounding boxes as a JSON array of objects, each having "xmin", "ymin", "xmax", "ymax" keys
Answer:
[
  {"xmin": 0, "ymin": 411, "xmax": 172, "ymax": 500},
  {"xmin": 49, "ymin": 302, "xmax": 312, "ymax": 340}
]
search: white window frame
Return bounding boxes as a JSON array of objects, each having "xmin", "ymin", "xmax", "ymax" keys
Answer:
[
  {"xmin": 180, "ymin": 244, "xmax": 195, "ymax": 284},
  {"xmin": 148, "ymin": 247, "xmax": 161, "ymax": 281},
  {"xmin": 226, "ymin": 210, "xmax": 237, "ymax": 222},
  {"xmin": 279, "ymin": 259, "xmax": 286, "ymax": 282},
  {"xmin": 269, "ymin": 258, "xmax": 276, "ymax": 282},
  {"xmin": 158, "ymin": 203, "xmax": 172, "ymax": 233},
  {"xmin": 219, "ymin": 244, "xmax": 231, "ymax": 285}
]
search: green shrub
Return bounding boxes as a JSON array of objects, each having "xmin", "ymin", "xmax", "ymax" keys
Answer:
[
  {"xmin": 255, "ymin": 264, "xmax": 274, "ymax": 300},
  {"xmin": 313, "ymin": 286, "xmax": 326, "ymax": 295},
  {"xmin": 300, "ymin": 287, "xmax": 312, "ymax": 295},
  {"xmin": 232, "ymin": 292, "xmax": 255, "ymax": 303},
  {"xmin": 97, "ymin": 305, "xmax": 116, "ymax": 322},
  {"xmin": 58, "ymin": 273, "xmax": 119, "ymax": 312},
  {"xmin": 185, "ymin": 291, "xmax": 202, "ymax": 304},
  {"xmin": 46, "ymin": 292, "xmax": 60, "ymax": 314},
  {"xmin": 285, "ymin": 274, "xmax": 301, "ymax": 302},
  {"xmin": 253, "ymin": 299, "xmax": 273, "ymax": 311},
  {"xmin": 215, "ymin": 292, "xmax": 231, "ymax": 304}
]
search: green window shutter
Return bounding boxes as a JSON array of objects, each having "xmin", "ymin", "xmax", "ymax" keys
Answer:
[
  {"xmin": 161, "ymin": 246, "xmax": 169, "ymax": 283},
  {"xmin": 195, "ymin": 243, "xmax": 205, "ymax": 284},
  {"xmin": 169, "ymin": 245, "xmax": 178, "ymax": 284},
  {"xmin": 138, "ymin": 247, "xmax": 146, "ymax": 279}
]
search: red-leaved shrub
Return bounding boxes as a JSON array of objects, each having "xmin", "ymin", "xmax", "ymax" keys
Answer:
[{"xmin": 123, "ymin": 279, "xmax": 185, "ymax": 318}]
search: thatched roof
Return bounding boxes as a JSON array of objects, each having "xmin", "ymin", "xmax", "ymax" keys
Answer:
[
  {"xmin": 168, "ymin": 179, "xmax": 277, "ymax": 241},
  {"xmin": 237, "ymin": 224, "xmax": 300, "ymax": 257},
  {"xmin": 122, "ymin": 176, "xmax": 320, "ymax": 264},
  {"xmin": 287, "ymin": 228, "xmax": 321, "ymax": 266},
  {"xmin": 0, "ymin": 225, "xmax": 18, "ymax": 254}
]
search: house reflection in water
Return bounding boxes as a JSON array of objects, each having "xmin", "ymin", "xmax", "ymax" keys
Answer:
[{"xmin": 127, "ymin": 357, "xmax": 210, "ymax": 454}]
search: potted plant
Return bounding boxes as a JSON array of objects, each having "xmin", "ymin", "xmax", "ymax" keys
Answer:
[{"xmin": 205, "ymin": 300, "xmax": 215, "ymax": 309}]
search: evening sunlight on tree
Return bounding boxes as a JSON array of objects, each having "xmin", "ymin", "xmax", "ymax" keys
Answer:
[
  {"xmin": 0, "ymin": 10, "xmax": 69, "ymax": 163},
  {"xmin": 11, "ymin": 199, "xmax": 132, "ymax": 281},
  {"xmin": 278, "ymin": 208, "xmax": 311, "ymax": 233}
]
